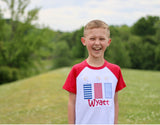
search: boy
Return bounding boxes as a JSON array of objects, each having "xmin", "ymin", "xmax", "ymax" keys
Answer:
[{"xmin": 63, "ymin": 20, "xmax": 126, "ymax": 124}]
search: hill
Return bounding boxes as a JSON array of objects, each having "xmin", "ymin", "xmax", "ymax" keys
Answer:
[{"xmin": 0, "ymin": 67, "xmax": 160, "ymax": 124}]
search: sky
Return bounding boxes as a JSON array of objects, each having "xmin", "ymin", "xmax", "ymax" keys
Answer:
[{"xmin": 0, "ymin": 0, "xmax": 160, "ymax": 32}]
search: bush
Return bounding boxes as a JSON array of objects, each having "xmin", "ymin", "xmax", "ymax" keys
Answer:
[
  {"xmin": 53, "ymin": 41, "xmax": 72, "ymax": 68},
  {"xmin": 0, "ymin": 66, "xmax": 20, "ymax": 84},
  {"xmin": 105, "ymin": 37, "xmax": 131, "ymax": 68}
]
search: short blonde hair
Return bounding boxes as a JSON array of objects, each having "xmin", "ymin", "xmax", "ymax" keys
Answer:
[{"xmin": 84, "ymin": 20, "xmax": 110, "ymax": 37}]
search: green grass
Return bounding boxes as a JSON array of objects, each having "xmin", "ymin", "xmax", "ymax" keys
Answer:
[
  {"xmin": 0, "ymin": 67, "xmax": 160, "ymax": 124},
  {"xmin": 119, "ymin": 69, "xmax": 160, "ymax": 123}
]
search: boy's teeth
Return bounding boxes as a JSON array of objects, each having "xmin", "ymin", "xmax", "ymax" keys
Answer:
[{"xmin": 95, "ymin": 48, "xmax": 100, "ymax": 50}]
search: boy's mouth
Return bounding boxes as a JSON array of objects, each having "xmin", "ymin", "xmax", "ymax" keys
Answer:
[{"xmin": 92, "ymin": 47, "xmax": 102, "ymax": 51}]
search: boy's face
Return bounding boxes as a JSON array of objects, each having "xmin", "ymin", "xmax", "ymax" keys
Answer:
[{"xmin": 81, "ymin": 28, "xmax": 111, "ymax": 59}]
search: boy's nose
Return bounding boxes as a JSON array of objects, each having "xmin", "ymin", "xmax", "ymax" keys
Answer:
[{"xmin": 95, "ymin": 39, "xmax": 100, "ymax": 44}]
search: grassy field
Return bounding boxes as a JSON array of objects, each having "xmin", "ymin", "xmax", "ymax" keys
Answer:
[{"xmin": 0, "ymin": 67, "xmax": 160, "ymax": 124}]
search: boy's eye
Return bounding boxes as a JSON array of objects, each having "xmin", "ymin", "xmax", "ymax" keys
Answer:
[
  {"xmin": 90, "ymin": 38, "xmax": 95, "ymax": 41},
  {"xmin": 99, "ymin": 38, "xmax": 105, "ymax": 41}
]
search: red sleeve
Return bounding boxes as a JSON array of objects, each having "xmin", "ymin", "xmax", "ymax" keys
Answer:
[
  {"xmin": 63, "ymin": 60, "xmax": 86, "ymax": 94},
  {"xmin": 106, "ymin": 61, "xmax": 126, "ymax": 92},
  {"xmin": 115, "ymin": 68, "xmax": 126, "ymax": 92},
  {"xmin": 63, "ymin": 66, "xmax": 77, "ymax": 94}
]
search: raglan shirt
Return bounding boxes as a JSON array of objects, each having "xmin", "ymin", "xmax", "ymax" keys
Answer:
[{"xmin": 63, "ymin": 60, "xmax": 126, "ymax": 124}]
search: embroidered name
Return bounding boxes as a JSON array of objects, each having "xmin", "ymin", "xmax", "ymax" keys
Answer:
[{"xmin": 88, "ymin": 99, "xmax": 110, "ymax": 107}]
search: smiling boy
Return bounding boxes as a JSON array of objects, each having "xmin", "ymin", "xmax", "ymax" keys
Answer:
[{"xmin": 63, "ymin": 20, "xmax": 126, "ymax": 124}]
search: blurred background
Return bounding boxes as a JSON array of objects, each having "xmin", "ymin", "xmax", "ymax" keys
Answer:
[
  {"xmin": 0, "ymin": 0, "xmax": 160, "ymax": 84},
  {"xmin": 0, "ymin": 0, "xmax": 160, "ymax": 124}
]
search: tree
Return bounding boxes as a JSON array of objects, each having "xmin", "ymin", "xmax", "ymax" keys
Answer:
[
  {"xmin": 128, "ymin": 35, "xmax": 157, "ymax": 70},
  {"xmin": 155, "ymin": 20, "xmax": 160, "ymax": 44},
  {"xmin": 106, "ymin": 37, "xmax": 131, "ymax": 68},
  {"xmin": 132, "ymin": 16, "xmax": 160, "ymax": 36},
  {"xmin": 53, "ymin": 41, "xmax": 71, "ymax": 68},
  {"xmin": 155, "ymin": 45, "xmax": 160, "ymax": 70},
  {"xmin": 130, "ymin": 16, "xmax": 160, "ymax": 70},
  {"xmin": 154, "ymin": 20, "xmax": 160, "ymax": 69},
  {"xmin": 71, "ymin": 27, "xmax": 86, "ymax": 58},
  {"xmin": 0, "ymin": 0, "xmax": 52, "ymax": 83}
]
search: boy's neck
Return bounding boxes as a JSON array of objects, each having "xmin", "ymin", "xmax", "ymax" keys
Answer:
[{"xmin": 86, "ymin": 57, "xmax": 105, "ymax": 67}]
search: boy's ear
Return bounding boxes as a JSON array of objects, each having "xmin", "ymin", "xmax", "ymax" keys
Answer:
[
  {"xmin": 81, "ymin": 37, "xmax": 86, "ymax": 46},
  {"xmin": 107, "ymin": 38, "xmax": 111, "ymax": 47}
]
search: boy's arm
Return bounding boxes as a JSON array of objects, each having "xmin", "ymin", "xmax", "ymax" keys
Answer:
[
  {"xmin": 114, "ymin": 92, "xmax": 119, "ymax": 124},
  {"xmin": 68, "ymin": 92, "xmax": 76, "ymax": 124}
]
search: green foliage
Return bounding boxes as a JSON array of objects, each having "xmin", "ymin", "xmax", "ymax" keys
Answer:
[
  {"xmin": 0, "ymin": 66, "xmax": 20, "ymax": 84},
  {"xmin": 71, "ymin": 27, "xmax": 86, "ymax": 58},
  {"xmin": 155, "ymin": 20, "xmax": 160, "ymax": 44},
  {"xmin": 141, "ymin": 42, "xmax": 156, "ymax": 69},
  {"xmin": 132, "ymin": 16, "xmax": 160, "ymax": 36},
  {"xmin": 154, "ymin": 45, "xmax": 160, "ymax": 70},
  {"xmin": 0, "ymin": 0, "xmax": 54, "ymax": 84},
  {"xmin": 106, "ymin": 25, "xmax": 131, "ymax": 68},
  {"xmin": 128, "ymin": 36, "xmax": 144, "ymax": 69},
  {"xmin": 53, "ymin": 41, "xmax": 71, "ymax": 68},
  {"xmin": 55, "ymin": 16, "xmax": 160, "ymax": 70},
  {"xmin": 110, "ymin": 25, "xmax": 130, "ymax": 41},
  {"xmin": 106, "ymin": 37, "xmax": 131, "ymax": 68},
  {"xmin": 130, "ymin": 16, "xmax": 160, "ymax": 70},
  {"xmin": 59, "ymin": 32, "xmax": 74, "ymax": 48},
  {"xmin": 1, "ymin": 5, "xmax": 160, "ymax": 86}
]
